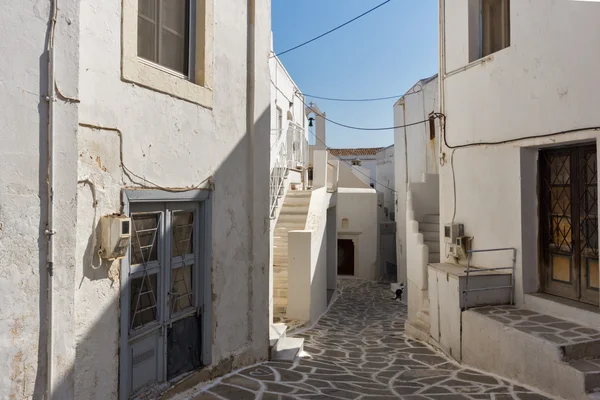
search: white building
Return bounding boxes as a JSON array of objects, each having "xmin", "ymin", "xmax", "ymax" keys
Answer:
[
  {"xmin": 0, "ymin": 1, "xmax": 271, "ymax": 399},
  {"xmin": 376, "ymin": 145, "xmax": 396, "ymax": 221},
  {"xmin": 393, "ymin": 74, "xmax": 439, "ymax": 289},
  {"xmin": 329, "ymin": 148, "xmax": 382, "ymax": 188},
  {"xmin": 404, "ymin": 1, "xmax": 600, "ymax": 399}
]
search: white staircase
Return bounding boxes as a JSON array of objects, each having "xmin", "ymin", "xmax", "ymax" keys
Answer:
[
  {"xmin": 407, "ymin": 213, "xmax": 440, "ymax": 341},
  {"xmin": 273, "ymin": 190, "xmax": 311, "ymax": 317}
]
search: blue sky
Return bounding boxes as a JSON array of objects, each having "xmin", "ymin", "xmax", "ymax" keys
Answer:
[{"xmin": 272, "ymin": 0, "xmax": 438, "ymax": 148}]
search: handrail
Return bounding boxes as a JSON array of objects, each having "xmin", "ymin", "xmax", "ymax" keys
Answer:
[{"xmin": 463, "ymin": 247, "xmax": 517, "ymax": 310}]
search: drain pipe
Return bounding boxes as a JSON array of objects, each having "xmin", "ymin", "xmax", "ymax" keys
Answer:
[
  {"xmin": 438, "ymin": 0, "xmax": 446, "ymax": 165},
  {"xmin": 45, "ymin": 0, "xmax": 58, "ymax": 398},
  {"xmin": 246, "ymin": 0, "xmax": 256, "ymax": 343},
  {"xmin": 401, "ymin": 100, "xmax": 409, "ymax": 191}
]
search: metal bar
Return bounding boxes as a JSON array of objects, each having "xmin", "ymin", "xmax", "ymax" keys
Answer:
[
  {"xmin": 464, "ymin": 266, "xmax": 515, "ymax": 272},
  {"xmin": 467, "ymin": 248, "xmax": 515, "ymax": 253},
  {"xmin": 463, "ymin": 286, "xmax": 513, "ymax": 293}
]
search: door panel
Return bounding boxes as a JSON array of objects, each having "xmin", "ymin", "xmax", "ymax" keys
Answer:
[
  {"xmin": 338, "ymin": 239, "xmax": 355, "ymax": 276},
  {"xmin": 540, "ymin": 144, "xmax": 598, "ymax": 306}
]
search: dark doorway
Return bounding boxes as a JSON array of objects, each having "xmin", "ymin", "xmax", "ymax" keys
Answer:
[
  {"xmin": 540, "ymin": 144, "xmax": 598, "ymax": 306},
  {"xmin": 338, "ymin": 239, "xmax": 355, "ymax": 276}
]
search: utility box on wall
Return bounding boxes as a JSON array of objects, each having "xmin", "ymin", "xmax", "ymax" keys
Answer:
[{"xmin": 428, "ymin": 263, "xmax": 512, "ymax": 362}]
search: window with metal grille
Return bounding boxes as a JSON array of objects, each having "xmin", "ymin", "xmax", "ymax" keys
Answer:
[
  {"xmin": 276, "ymin": 107, "xmax": 283, "ymax": 135},
  {"xmin": 138, "ymin": 0, "xmax": 191, "ymax": 76}
]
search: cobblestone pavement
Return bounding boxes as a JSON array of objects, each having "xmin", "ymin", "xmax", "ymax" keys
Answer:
[{"xmin": 188, "ymin": 279, "xmax": 550, "ymax": 400}]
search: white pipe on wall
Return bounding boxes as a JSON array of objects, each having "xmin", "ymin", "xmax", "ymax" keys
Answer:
[{"xmin": 45, "ymin": 0, "xmax": 58, "ymax": 397}]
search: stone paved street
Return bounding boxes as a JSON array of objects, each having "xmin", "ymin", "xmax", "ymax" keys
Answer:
[{"xmin": 187, "ymin": 279, "xmax": 550, "ymax": 400}]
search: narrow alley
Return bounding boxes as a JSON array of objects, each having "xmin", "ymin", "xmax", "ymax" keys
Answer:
[{"xmin": 183, "ymin": 279, "xmax": 549, "ymax": 400}]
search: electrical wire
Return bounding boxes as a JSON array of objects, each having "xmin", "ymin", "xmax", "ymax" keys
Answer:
[
  {"xmin": 272, "ymin": 0, "xmax": 392, "ymax": 58},
  {"xmin": 304, "ymin": 93, "xmax": 403, "ymax": 102},
  {"xmin": 440, "ymin": 113, "xmax": 600, "ymax": 149},
  {"xmin": 299, "ymin": 93, "xmax": 434, "ymax": 131}
]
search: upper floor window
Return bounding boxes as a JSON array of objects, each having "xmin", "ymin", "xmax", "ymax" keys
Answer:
[
  {"xmin": 122, "ymin": 0, "xmax": 214, "ymax": 107},
  {"xmin": 480, "ymin": 0, "xmax": 510, "ymax": 57},
  {"xmin": 138, "ymin": 0, "xmax": 191, "ymax": 76},
  {"xmin": 276, "ymin": 107, "xmax": 283, "ymax": 133}
]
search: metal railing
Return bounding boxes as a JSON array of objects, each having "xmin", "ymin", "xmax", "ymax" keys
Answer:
[{"xmin": 463, "ymin": 247, "xmax": 517, "ymax": 310}]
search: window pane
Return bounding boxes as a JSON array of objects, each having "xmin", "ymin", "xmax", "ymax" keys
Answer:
[
  {"xmin": 159, "ymin": 0, "xmax": 188, "ymax": 74},
  {"xmin": 172, "ymin": 211, "xmax": 194, "ymax": 257},
  {"xmin": 482, "ymin": 0, "xmax": 509, "ymax": 56},
  {"xmin": 130, "ymin": 273, "xmax": 159, "ymax": 330},
  {"xmin": 171, "ymin": 266, "xmax": 193, "ymax": 314},
  {"xmin": 551, "ymin": 254, "xmax": 571, "ymax": 283},
  {"xmin": 131, "ymin": 213, "xmax": 160, "ymax": 265},
  {"xmin": 138, "ymin": 0, "xmax": 158, "ymax": 62}
]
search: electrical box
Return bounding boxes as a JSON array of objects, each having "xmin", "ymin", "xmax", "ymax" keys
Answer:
[
  {"xmin": 99, "ymin": 214, "xmax": 131, "ymax": 260},
  {"xmin": 444, "ymin": 223, "xmax": 464, "ymax": 244}
]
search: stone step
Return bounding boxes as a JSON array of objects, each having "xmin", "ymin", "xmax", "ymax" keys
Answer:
[
  {"xmin": 286, "ymin": 191, "xmax": 311, "ymax": 198},
  {"xmin": 422, "ymin": 231, "xmax": 440, "ymax": 241},
  {"xmin": 274, "ymin": 288, "xmax": 287, "ymax": 298},
  {"xmin": 280, "ymin": 207, "xmax": 309, "ymax": 215},
  {"xmin": 405, "ymin": 319, "xmax": 430, "ymax": 343},
  {"xmin": 417, "ymin": 310, "xmax": 430, "ymax": 326},
  {"xmin": 269, "ymin": 323, "xmax": 287, "ymax": 347},
  {"xmin": 270, "ymin": 337, "xmax": 304, "ymax": 362},
  {"xmin": 278, "ymin": 214, "xmax": 308, "ymax": 223},
  {"xmin": 425, "ymin": 240, "xmax": 440, "ymax": 253},
  {"xmin": 423, "ymin": 214, "xmax": 440, "ymax": 224},
  {"xmin": 428, "ymin": 252, "xmax": 440, "ymax": 263},
  {"xmin": 463, "ymin": 305, "xmax": 600, "ymax": 399},
  {"xmin": 419, "ymin": 222, "xmax": 439, "ymax": 232},
  {"xmin": 274, "ymin": 305, "xmax": 287, "ymax": 315}
]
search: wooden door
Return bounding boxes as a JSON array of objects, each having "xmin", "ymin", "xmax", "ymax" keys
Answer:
[
  {"xmin": 540, "ymin": 144, "xmax": 598, "ymax": 305},
  {"xmin": 338, "ymin": 239, "xmax": 355, "ymax": 276}
]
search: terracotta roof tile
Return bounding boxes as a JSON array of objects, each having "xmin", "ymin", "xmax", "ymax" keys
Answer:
[{"xmin": 329, "ymin": 148, "xmax": 384, "ymax": 157}]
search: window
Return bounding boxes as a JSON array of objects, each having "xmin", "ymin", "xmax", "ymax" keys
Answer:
[
  {"xmin": 138, "ymin": 0, "xmax": 191, "ymax": 76},
  {"xmin": 480, "ymin": 0, "xmax": 510, "ymax": 57},
  {"xmin": 342, "ymin": 218, "xmax": 349, "ymax": 229},
  {"xmin": 351, "ymin": 160, "xmax": 362, "ymax": 166},
  {"xmin": 122, "ymin": 0, "xmax": 214, "ymax": 107}
]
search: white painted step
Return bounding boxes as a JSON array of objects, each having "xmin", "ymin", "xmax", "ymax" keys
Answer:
[
  {"xmin": 424, "ymin": 240, "xmax": 440, "ymax": 253},
  {"xmin": 417, "ymin": 310, "xmax": 430, "ymax": 326},
  {"xmin": 422, "ymin": 231, "xmax": 440, "ymax": 241},
  {"xmin": 419, "ymin": 222, "xmax": 439, "ymax": 232},
  {"xmin": 271, "ymin": 337, "xmax": 304, "ymax": 362},
  {"xmin": 269, "ymin": 323, "xmax": 287, "ymax": 347},
  {"xmin": 428, "ymin": 252, "xmax": 440, "ymax": 263},
  {"xmin": 423, "ymin": 214, "xmax": 440, "ymax": 224}
]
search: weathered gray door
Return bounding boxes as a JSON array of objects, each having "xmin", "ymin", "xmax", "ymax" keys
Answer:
[{"xmin": 124, "ymin": 201, "xmax": 203, "ymax": 396}]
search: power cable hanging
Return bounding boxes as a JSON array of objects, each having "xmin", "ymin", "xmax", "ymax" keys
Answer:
[
  {"xmin": 272, "ymin": 0, "xmax": 392, "ymax": 58},
  {"xmin": 304, "ymin": 93, "xmax": 403, "ymax": 102},
  {"xmin": 298, "ymin": 93, "xmax": 434, "ymax": 131}
]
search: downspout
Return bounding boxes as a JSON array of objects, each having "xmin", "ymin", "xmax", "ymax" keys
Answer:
[
  {"xmin": 45, "ymin": 0, "xmax": 58, "ymax": 397},
  {"xmin": 246, "ymin": 0, "xmax": 256, "ymax": 343},
  {"xmin": 438, "ymin": 0, "xmax": 446, "ymax": 165}
]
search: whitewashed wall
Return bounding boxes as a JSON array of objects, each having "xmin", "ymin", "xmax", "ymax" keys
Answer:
[
  {"xmin": 376, "ymin": 145, "xmax": 395, "ymax": 219},
  {"xmin": 394, "ymin": 76, "xmax": 439, "ymax": 285},
  {"xmin": 441, "ymin": 0, "xmax": 600, "ymax": 304},
  {"xmin": 0, "ymin": 0, "xmax": 272, "ymax": 398},
  {"xmin": 337, "ymin": 188, "xmax": 379, "ymax": 280}
]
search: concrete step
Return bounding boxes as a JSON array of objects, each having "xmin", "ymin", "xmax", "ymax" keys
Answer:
[
  {"xmin": 405, "ymin": 319, "xmax": 430, "ymax": 343},
  {"xmin": 422, "ymin": 231, "xmax": 440, "ymax": 241},
  {"xmin": 419, "ymin": 222, "xmax": 439, "ymax": 233},
  {"xmin": 280, "ymin": 207, "xmax": 309, "ymax": 215},
  {"xmin": 286, "ymin": 191, "xmax": 311, "ymax": 198},
  {"xmin": 463, "ymin": 306, "xmax": 600, "ymax": 400},
  {"xmin": 271, "ymin": 337, "xmax": 304, "ymax": 362},
  {"xmin": 269, "ymin": 323, "xmax": 287, "ymax": 347},
  {"xmin": 417, "ymin": 310, "xmax": 430, "ymax": 326},
  {"xmin": 425, "ymin": 240, "xmax": 440, "ymax": 253},
  {"xmin": 423, "ymin": 214, "xmax": 440, "ymax": 224},
  {"xmin": 428, "ymin": 252, "xmax": 440, "ymax": 263},
  {"xmin": 277, "ymin": 214, "xmax": 308, "ymax": 223},
  {"xmin": 274, "ymin": 305, "xmax": 287, "ymax": 316}
]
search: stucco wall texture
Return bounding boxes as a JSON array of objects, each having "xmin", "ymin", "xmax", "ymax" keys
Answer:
[{"xmin": 0, "ymin": 0, "xmax": 272, "ymax": 398}]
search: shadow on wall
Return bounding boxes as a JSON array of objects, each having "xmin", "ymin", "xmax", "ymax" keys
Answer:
[{"xmin": 31, "ymin": 101, "xmax": 272, "ymax": 398}]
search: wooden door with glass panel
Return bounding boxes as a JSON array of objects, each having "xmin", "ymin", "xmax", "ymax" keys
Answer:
[{"xmin": 540, "ymin": 145, "xmax": 598, "ymax": 306}]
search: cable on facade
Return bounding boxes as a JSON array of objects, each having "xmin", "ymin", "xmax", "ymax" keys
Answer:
[{"xmin": 271, "ymin": 0, "xmax": 392, "ymax": 58}]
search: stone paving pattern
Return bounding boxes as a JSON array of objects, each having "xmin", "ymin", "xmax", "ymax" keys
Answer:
[
  {"xmin": 188, "ymin": 279, "xmax": 550, "ymax": 400},
  {"xmin": 472, "ymin": 305, "xmax": 600, "ymax": 346}
]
